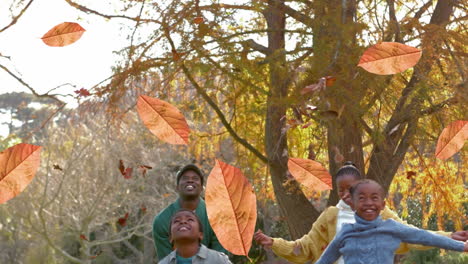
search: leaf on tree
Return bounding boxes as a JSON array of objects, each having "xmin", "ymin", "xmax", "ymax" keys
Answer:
[
  {"xmin": 357, "ymin": 42, "xmax": 422, "ymax": 75},
  {"xmin": 0, "ymin": 143, "xmax": 41, "ymax": 204},
  {"xmin": 137, "ymin": 95, "xmax": 190, "ymax": 145},
  {"xmin": 325, "ymin": 76, "xmax": 336, "ymax": 86},
  {"xmin": 318, "ymin": 110, "xmax": 338, "ymax": 120},
  {"xmin": 172, "ymin": 50, "xmax": 186, "ymax": 61},
  {"xmin": 74, "ymin": 88, "xmax": 91, "ymax": 97},
  {"xmin": 205, "ymin": 160, "xmax": 257, "ymax": 257},
  {"xmin": 287, "ymin": 158, "xmax": 333, "ymax": 191},
  {"xmin": 117, "ymin": 213, "xmax": 129, "ymax": 227},
  {"xmin": 53, "ymin": 164, "xmax": 63, "ymax": 171},
  {"xmin": 41, "ymin": 22, "xmax": 86, "ymax": 47},
  {"xmin": 118, "ymin": 160, "xmax": 133, "ymax": 179},
  {"xmin": 406, "ymin": 171, "xmax": 416, "ymax": 180},
  {"xmin": 435, "ymin": 120, "xmax": 468, "ymax": 160},
  {"xmin": 138, "ymin": 165, "xmax": 152, "ymax": 177},
  {"xmin": 162, "ymin": 193, "xmax": 172, "ymax": 198},
  {"xmin": 193, "ymin": 17, "xmax": 204, "ymax": 24},
  {"xmin": 301, "ymin": 77, "xmax": 326, "ymax": 95},
  {"xmin": 140, "ymin": 206, "xmax": 147, "ymax": 214}
]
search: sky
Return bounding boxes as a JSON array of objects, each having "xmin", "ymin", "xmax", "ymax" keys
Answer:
[{"xmin": 0, "ymin": 0, "xmax": 127, "ymax": 137}]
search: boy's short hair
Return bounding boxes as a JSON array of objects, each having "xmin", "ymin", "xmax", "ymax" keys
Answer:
[
  {"xmin": 169, "ymin": 209, "xmax": 204, "ymax": 235},
  {"xmin": 176, "ymin": 164, "xmax": 204, "ymax": 185},
  {"xmin": 349, "ymin": 179, "xmax": 386, "ymax": 198}
]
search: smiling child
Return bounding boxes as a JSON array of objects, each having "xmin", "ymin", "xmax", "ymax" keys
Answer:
[
  {"xmin": 158, "ymin": 209, "xmax": 232, "ymax": 264},
  {"xmin": 315, "ymin": 179, "xmax": 467, "ymax": 264}
]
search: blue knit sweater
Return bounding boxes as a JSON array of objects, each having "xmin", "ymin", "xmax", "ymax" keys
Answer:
[{"xmin": 316, "ymin": 215, "xmax": 464, "ymax": 264}]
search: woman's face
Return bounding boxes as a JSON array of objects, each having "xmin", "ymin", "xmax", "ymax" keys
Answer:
[{"xmin": 336, "ymin": 174, "xmax": 359, "ymax": 205}]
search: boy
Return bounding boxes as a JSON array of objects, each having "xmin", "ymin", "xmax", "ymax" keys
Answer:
[
  {"xmin": 159, "ymin": 209, "xmax": 232, "ymax": 264},
  {"xmin": 316, "ymin": 179, "xmax": 467, "ymax": 264}
]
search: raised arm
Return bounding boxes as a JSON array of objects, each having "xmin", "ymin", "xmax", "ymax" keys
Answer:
[{"xmin": 267, "ymin": 207, "xmax": 338, "ymax": 264}]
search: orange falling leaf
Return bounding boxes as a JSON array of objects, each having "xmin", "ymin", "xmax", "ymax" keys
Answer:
[
  {"xmin": 0, "ymin": 143, "xmax": 41, "ymax": 204},
  {"xmin": 358, "ymin": 42, "xmax": 422, "ymax": 75},
  {"xmin": 80, "ymin": 234, "xmax": 89, "ymax": 241},
  {"xmin": 118, "ymin": 160, "xmax": 133, "ymax": 179},
  {"xmin": 205, "ymin": 160, "xmax": 257, "ymax": 257},
  {"xmin": 41, "ymin": 22, "xmax": 86, "ymax": 47},
  {"xmin": 287, "ymin": 158, "xmax": 333, "ymax": 192},
  {"xmin": 137, "ymin": 95, "xmax": 190, "ymax": 145},
  {"xmin": 435, "ymin": 120, "xmax": 468, "ymax": 160},
  {"xmin": 325, "ymin": 76, "xmax": 336, "ymax": 86}
]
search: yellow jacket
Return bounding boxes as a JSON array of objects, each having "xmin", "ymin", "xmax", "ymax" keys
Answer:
[{"xmin": 271, "ymin": 206, "xmax": 451, "ymax": 264}]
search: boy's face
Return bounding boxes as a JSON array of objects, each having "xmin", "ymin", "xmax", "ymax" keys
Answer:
[
  {"xmin": 351, "ymin": 182, "xmax": 385, "ymax": 221},
  {"xmin": 170, "ymin": 211, "xmax": 203, "ymax": 242},
  {"xmin": 337, "ymin": 174, "xmax": 359, "ymax": 206},
  {"xmin": 176, "ymin": 170, "xmax": 202, "ymax": 198}
]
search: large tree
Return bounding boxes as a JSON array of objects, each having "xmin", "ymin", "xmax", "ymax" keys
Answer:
[{"xmin": 2, "ymin": 0, "xmax": 465, "ymax": 240}]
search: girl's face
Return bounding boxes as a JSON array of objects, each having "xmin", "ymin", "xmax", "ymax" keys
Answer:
[
  {"xmin": 170, "ymin": 211, "xmax": 203, "ymax": 242},
  {"xmin": 336, "ymin": 174, "xmax": 359, "ymax": 205},
  {"xmin": 351, "ymin": 182, "xmax": 385, "ymax": 221}
]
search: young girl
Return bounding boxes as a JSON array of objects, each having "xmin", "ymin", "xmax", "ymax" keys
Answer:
[
  {"xmin": 315, "ymin": 179, "xmax": 467, "ymax": 264},
  {"xmin": 254, "ymin": 162, "xmax": 468, "ymax": 263},
  {"xmin": 159, "ymin": 209, "xmax": 232, "ymax": 264}
]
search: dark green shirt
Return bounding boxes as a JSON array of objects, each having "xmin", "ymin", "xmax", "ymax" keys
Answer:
[{"xmin": 152, "ymin": 198, "xmax": 226, "ymax": 260}]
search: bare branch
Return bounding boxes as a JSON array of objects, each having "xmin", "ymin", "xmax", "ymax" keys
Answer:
[
  {"xmin": 0, "ymin": 0, "xmax": 35, "ymax": 33},
  {"xmin": 0, "ymin": 63, "xmax": 64, "ymax": 104}
]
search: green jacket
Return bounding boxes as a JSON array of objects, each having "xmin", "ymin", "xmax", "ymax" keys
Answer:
[{"xmin": 152, "ymin": 198, "xmax": 226, "ymax": 260}]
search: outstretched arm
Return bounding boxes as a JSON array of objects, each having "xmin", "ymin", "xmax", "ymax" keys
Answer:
[
  {"xmin": 380, "ymin": 206, "xmax": 464, "ymax": 254},
  {"xmin": 267, "ymin": 207, "xmax": 338, "ymax": 264},
  {"xmin": 393, "ymin": 220, "xmax": 465, "ymax": 252}
]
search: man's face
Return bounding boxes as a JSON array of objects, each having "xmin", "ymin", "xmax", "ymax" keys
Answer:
[{"xmin": 176, "ymin": 170, "xmax": 202, "ymax": 198}]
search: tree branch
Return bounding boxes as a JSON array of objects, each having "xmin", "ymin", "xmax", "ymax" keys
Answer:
[
  {"xmin": 0, "ymin": 64, "xmax": 64, "ymax": 104},
  {"xmin": 0, "ymin": 0, "xmax": 35, "ymax": 33}
]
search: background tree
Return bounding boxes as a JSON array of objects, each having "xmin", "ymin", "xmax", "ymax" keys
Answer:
[{"xmin": 56, "ymin": 0, "xmax": 467, "ymax": 238}]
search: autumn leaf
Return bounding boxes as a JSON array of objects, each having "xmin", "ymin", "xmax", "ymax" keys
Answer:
[
  {"xmin": 117, "ymin": 213, "xmax": 129, "ymax": 227},
  {"xmin": 41, "ymin": 22, "xmax": 86, "ymax": 47},
  {"xmin": 138, "ymin": 165, "xmax": 152, "ymax": 177},
  {"xmin": 287, "ymin": 158, "xmax": 333, "ymax": 192},
  {"xmin": 74, "ymin": 88, "xmax": 91, "ymax": 97},
  {"xmin": 358, "ymin": 42, "xmax": 422, "ymax": 75},
  {"xmin": 0, "ymin": 143, "xmax": 41, "ymax": 204},
  {"xmin": 80, "ymin": 234, "xmax": 89, "ymax": 241},
  {"xmin": 406, "ymin": 171, "xmax": 416, "ymax": 180},
  {"xmin": 205, "ymin": 160, "xmax": 257, "ymax": 256},
  {"xmin": 435, "ymin": 120, "xmax": 468, "ymax": 160},
  {"xmin": 53, "ymin": 164, "xmax": 63, "ymax": 171},
  {"xmin": 325, "ymin": 76, "xmax": 336, "ymax": 86},
  {"xmin": 193, "ymin": 17, "xmax": 204, "ymax": 24},
  {"xmin": 172, "ymin": 50, "xmax": 186, "ymax": 61},
  {"xmin": 118, "ymin": 160, "xmax": 133, "ymax": 179},
  {"xmin": 136, "ymin": 95, "xmax": 190, "ymax": 145},
  {"xmin": 301, "ymin": 77, "xmax": 326, "ymax": 95}
]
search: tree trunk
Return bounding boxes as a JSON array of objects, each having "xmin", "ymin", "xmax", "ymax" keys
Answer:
[{"xmin": 263, "ymin": 0, "xmax": 319, "ymax": 239}]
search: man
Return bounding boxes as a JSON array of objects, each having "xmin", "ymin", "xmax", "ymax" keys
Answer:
[{"xmin": 152, "ymin": 164, "xmax": 226, "ymax": 260}]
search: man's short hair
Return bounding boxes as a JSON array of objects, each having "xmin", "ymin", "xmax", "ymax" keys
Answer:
[{"xmin": 176, "ymin": 164, "xmax": 204, "ymax": 185}]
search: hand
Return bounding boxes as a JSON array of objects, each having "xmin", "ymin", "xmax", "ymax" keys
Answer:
[
  {"xmin": 451, "ymin": 231, "xmax": 468, "ymax": 242},
  {"xmin": 464, "ymin": 242, "xmax": 468, "ymax": 252},
  {"xmin": 254, "ymin": 229, "xmax": 274, "ymax": 248}
]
